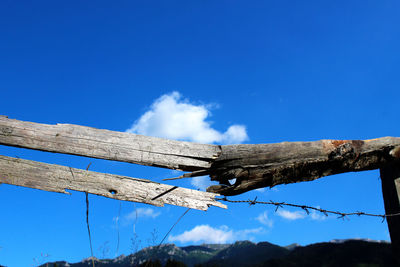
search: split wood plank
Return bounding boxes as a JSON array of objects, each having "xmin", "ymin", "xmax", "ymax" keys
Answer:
[
  {"xmin": 208, "ymin": 138, "xmax": 400, "ymax": 195},
  {"xmin": 0, "ymin": 155, "xmax": 226, "ymax": 210},
  {"xmin": 0, "ymin": 116, "xmax": 220, "ymax": 171}
]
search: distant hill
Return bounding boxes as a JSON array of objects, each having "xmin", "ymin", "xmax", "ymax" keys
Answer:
[
  {"xmin": 201, "ymin": 241, "xmax": 289, "ymax": 267},
  {"xmin": 261, "ymin": 240, "xmax": 396, "ymax": 267},
  {"xmin": 40, "ymin": 243, "xmax": 229, "ymax": 267},
  {"xmin": 40, "ymin": 239, "xmax": 396, "ymax": 267}
]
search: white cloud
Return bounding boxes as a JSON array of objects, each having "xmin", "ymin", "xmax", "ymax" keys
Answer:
[
  {"xmin": 255, "ymin": 211, "xmax": 273, "ymax": 227},
  {"xmin": 237, "ymin": 228, "xmax": 264, "ymax": 235},
  {"xmin": 168, "ymin": 225, "xmax": 264, "ymax": 244},
  {"xmin": 275, "ymin": 207, "xmax": 327, "ymax": 221},
  {"xmin": 125, "ymin": 207, "xmax": 160, "ymax": 221},
  {"xmin": 169, "ymin": 225, "xmax": 233, "ymax": 244},
  {"xmin": 126, "ymin": 92, "xmax": 248, "ymax": 144},
  {"xmin": 222, "ymin": 125, "xmax": 248, "ymax": 144},
  {"xmin": 310, "ymin": 207, "xmax": 327, "ymax": 221},
  {"xmin": 276, "ymin": 209, "xmax": 306, "ymax": 220},
  {"xmin": 310, "ymin": 211, "xmax": 326, "ymax": 221},
  {"xmin": 235, "ymin": 227, "xmax": 265, "ymax": 242}
]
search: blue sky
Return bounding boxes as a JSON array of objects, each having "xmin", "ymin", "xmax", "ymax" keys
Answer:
[{"xmin": 1, "ymin": 1, "xmax": 400, "ymax": 266}]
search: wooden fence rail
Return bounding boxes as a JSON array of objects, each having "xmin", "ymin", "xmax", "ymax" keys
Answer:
[
  {"xmin": 208, "ymin": 137, "xmax": 400, "ymax": 195},
  {"xmin": 0, "ymin": 155, "xmax": 226, "ymax": 210},
  {"xmin": 0, "ymin": 116, "xmax": 225, "ymax": 210},
  {"xmin": 2, "ymin": 116, "xmax": 400, "ymax": 196},
  {"xmin": 1, "ymin": 116, "xmax": 400, "ymax": 261},
  {"xmin": 0, "ymin": 116, "xmax": 220, "ymax": 171}
]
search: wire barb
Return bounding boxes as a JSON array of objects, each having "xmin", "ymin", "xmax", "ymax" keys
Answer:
[
  {"xmin": 249, "ymin": 196, "xmax": 258, "ymax": 206},
  {"xmin": 216, "ymin": 197, "xmax": 400, "ymax": 220}
]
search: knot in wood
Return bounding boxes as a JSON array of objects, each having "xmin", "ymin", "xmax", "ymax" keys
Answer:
[
  {"xmin": 328, "ymin": 140, "xmax": 364, "ymax": 161},
  {"xmin": 0, "ymin": 126, "xmax": 13, "ymax": 136}
]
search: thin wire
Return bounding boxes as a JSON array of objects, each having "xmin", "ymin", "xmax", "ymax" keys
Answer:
[
  {"xmin": 115, "ymin": 201, "xmax": 122, "ymax": 257},
  {"xmin": 84, "ymin": 163, "xmax": 95, "ymax": 267},
  {"xmin": 217, "ymin": 197, "xmax": 400, "ymax": 221},
  {"xmin": 144, "ymin": 208, "xmax": 191, "ymax": 267},
  {"xmin": 134, "ymin": 204, "xmax": 138, "ymax": 234},
  {"xmin": 86, "ymin": 192, "xmax": 95, "ymax": 267},
  {"xmin": 158, "ymin": 208, "xmax": 191, "ymax": 246}
]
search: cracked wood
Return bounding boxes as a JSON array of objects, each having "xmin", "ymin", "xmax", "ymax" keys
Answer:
[
  {"xmin": 207, "ymin": 138, "xmax": 400, "ymax": 195},
  {"xmin": 2, "ymin": 116, "xmax": 400, "ymax": 197},
  {"xmin": 0, "ymin": 155, "xmax": 226, "ymax": 210},
  {"xmin": 0, "ymin": 116, "xmax": 220, "ymax": 171}
]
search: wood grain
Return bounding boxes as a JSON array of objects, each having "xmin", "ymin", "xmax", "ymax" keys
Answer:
[
  {"xmin": 208, "ymin": 138, "xmax": 400, "ymax": 195},
  {"xmin": 2, "ymin": 116, "xmax": 400, "ymax": 197},
  {"xmin": 0, "ymin": 155, "xmax": 226, "ymax": 210},
  {"xmin": 0, "ymin": 116, "xmax": 220, "ymax": 171}
]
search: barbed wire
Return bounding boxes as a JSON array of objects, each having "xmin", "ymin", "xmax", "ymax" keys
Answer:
[{"xmin": 216, "ymin": 196, "xmax": 400, "ymax": 222}]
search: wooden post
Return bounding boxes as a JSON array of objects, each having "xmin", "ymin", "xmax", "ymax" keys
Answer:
[{"xmin": 380, "ymin": 162, "xmax": 400, "ymax": 263}]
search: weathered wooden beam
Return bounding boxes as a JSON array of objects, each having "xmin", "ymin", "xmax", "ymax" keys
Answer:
[
  {"xmin": 2, "ymin": 116, "xmax": 400, "ymax": 197},
  {"xmin": 380, "ymin": 162, "xmax": 400, "ymax": 264},
  {"xmin": 0, "ymin": 116, "xmax": 220, "ymax": 171},
  {"xmin": 208, "ymin": 139, "xmax": 400, "ymax": 195},
  {"xmin": 0, "ymin": 155, "xmax": 226, "ymax": 211}
]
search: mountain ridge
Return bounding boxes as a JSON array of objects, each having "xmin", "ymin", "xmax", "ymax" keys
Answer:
[{"xmin": 37, "ymin": 239, "xmax": 396, "ymax": 267}]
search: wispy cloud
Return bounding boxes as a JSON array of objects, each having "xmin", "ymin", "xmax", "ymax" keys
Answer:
[
  {"xmin": 169, "ymin": 225, "xmax": 233, "ymax": 244},
  {"xmin": 276, "ymin": 209, "xmax": 306, "ymax": 220},
  {"xmin": 310, "ymin": 207, "xmax": 327, "ymax": 221},
  {"xmin": 255, "ymin": 211, "xmax": 273, "ymax": 227},
  {"xmin": 276, "ymin": 208, "xmax": 327, "ymax": 221},
  {"xmin": 168, "ymin": 225, "xmax": 264, "ymax": 244},
  {"xmin": 124, "ymin": 207, "xmax": 161, "ymax": 222},
  {"xmin": 255, "ymin": 187, "xmax": 278, "ymax": 193},
  {"xmin": 191, "ymin": 176, "xmax": 213, "ymax": 191},
  {"xmin": 126, "ymin": 91, "xmax": 248, "ymax": 144}
]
